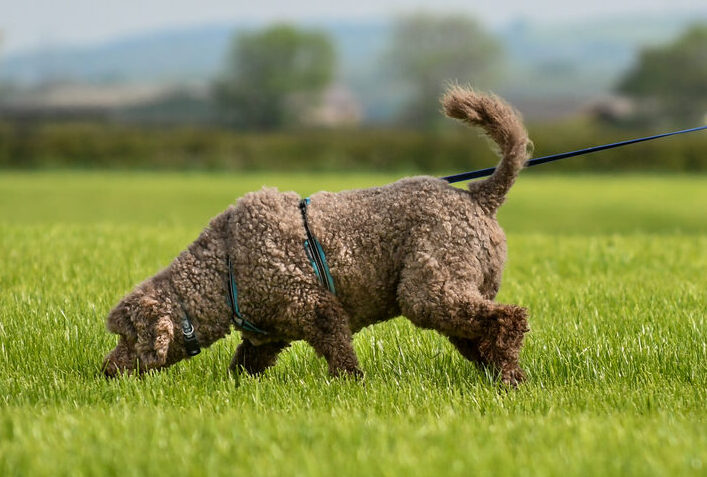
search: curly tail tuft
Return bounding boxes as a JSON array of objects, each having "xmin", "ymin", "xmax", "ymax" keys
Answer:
[{"xmin": 442, "ymin": 85, "xmax": 532, "ymax": 213}]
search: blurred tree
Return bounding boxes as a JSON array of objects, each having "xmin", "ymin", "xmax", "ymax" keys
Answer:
[
  {"xmin": 386, "ymin": 13, "xmax": 504, "ymax": 129},
  {"xmin": 617, "ymin": 24, "xmax": 707, "ymax": 125},
  {"xmin": 213, "ymin": 25, "xmax": 335, "ymax": 129}
]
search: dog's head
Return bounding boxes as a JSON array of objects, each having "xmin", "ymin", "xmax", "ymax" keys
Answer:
[
  {"xmin": 102, "ymin": 206, "xmax": 236, "ymax": 377},
  {"xmin": 102, "ymin": 280, "xmax": 182, "ymax": 377}
]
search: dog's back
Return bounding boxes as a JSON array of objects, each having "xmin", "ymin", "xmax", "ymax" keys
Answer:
[{"xmin": 307, "ymin": 175, "xmax": 501, "ymax": 330}]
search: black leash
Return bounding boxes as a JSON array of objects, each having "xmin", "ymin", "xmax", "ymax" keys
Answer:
[{"xmin": 441, "ymin": 125, "xmax": 707, "ymax": 184}]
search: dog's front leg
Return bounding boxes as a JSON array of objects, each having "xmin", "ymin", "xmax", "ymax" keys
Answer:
[
  {"xmin": 305, "ymin": 298, "xmax": 362, "ymax": 378},
  {"xmin": 230, "ymin": 339, "xmax": 290, "ymax": 376}
]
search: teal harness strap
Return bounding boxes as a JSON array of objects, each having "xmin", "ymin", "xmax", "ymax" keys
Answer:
[
  {"xmin": 227, "ymin": 257, "xmax": 268, "ymax": 335},
  {"xmin": 225, "ymin": 197, "xmax": 334, "ymax": 336},
  {"xmin": 300, "ymin": 198, "xmax": 336, "ymax": 295}
]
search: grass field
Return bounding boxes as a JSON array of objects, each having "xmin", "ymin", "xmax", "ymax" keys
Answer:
[{"xmin": 0, "ymin": 171, "xmax": 705, "ymax": 476}]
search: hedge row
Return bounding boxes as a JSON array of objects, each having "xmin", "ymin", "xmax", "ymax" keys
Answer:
[{"xmin": 0, "ymin": 120, "xmax": 704, "ymax": 173}]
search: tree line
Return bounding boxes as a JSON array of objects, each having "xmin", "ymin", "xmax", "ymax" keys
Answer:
[
  {"xmin": 212, "ymin": 13, "xmax": 503, "ymax": 130},
  {"xmin": 1, "ymin": 119, "xmax": 704, "ymax": 172},
  {"xmin": 212, "ymin": 15, "xmax": 706, "ymax": 130}
]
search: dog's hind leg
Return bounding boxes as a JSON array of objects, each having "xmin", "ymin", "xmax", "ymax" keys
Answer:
[
  {"xmin": 304, "ymin": 295, "xmax": 362, "ymax": 378},
  {"xmin": 472, "ymin": 303, "xmax": 529, "ymax": 386},
  {"xmin": 447, "ymin": 336, "xmax": 485, "ymax": 366},
  {"xmin": 399, "ymin": 279, "xmax": 528, "ymax": 386},
  {"xmin": 230, "ymin": 339, "xmax": 290, "ymax": 376},
  {"xmin": 448, "ymin": 328, "xmax": 526, "ymax": 387}
]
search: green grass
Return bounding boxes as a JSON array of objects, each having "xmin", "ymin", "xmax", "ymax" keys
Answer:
[{"xmin": 0, "ymin": 171, "xmax": 705, "ymax": 476}]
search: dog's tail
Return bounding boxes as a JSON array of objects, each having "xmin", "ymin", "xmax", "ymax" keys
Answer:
[{"xmin": 442, "ymin": 85, "xmax": 531, "ymax": 213}]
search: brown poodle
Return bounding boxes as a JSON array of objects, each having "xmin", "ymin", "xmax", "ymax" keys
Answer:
[{"xmin": 103, "ymin": 86, "xmax": 531, "ymax": 386}]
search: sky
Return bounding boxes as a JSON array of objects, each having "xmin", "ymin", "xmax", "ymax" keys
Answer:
[{"xmin": 1, "ymin": 0, "xmax": 706, "ymax": 54}]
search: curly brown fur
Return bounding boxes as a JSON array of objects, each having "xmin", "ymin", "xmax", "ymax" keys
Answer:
[{"xmin": 103, "ymin": 86, "xmax": 531, "ymax": 386}]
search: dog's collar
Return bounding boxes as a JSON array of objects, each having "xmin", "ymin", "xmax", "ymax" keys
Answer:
[
  {"xmin": 300, "ymin": 198, "xmax": 336, "ymax": 295},
  {"xmin": 180, "ymin": 311, "xmax": 201, "ymax": 356},
  {"xmin": 227, "ymin": 257, "xmax": 268, "ymax": 335}
]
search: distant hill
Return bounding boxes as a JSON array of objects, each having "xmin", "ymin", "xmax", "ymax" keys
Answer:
[
  {"xmin": 0, "ymin": 24, "xmax": 237, "ymax": 84},
  {"xmin": 0, "ymin": 20, "xmax": 393, "ymax": 85},
  {"xmin": 1, "ymin": 13, "xmax": 704, "ymax": 120},
  {"xmin": 499, "ymin": 14, "xmax": 706, "ymax": 98}
]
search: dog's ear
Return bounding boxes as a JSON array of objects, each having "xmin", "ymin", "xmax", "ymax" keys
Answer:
[
  {"xmin": 106, "ymin": 298, "xmax": 137, "ymax": 341},
  {"xmin": 132, "ymin": 294, "xmax": 174, "ymax": 370}
]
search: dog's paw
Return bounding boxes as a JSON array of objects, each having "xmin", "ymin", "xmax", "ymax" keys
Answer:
[
  {"xmin": 501, "ymin": 366, "xmax": 526, "ymax": 388},
  {"xmin": 330, "ymin": 366, "xmax": 364, "ymax": 380},
  {"xmin": 102, "ymin": 354, "xmax": 130, "ymax": 378},
  {"xmin": 103, "ymin": 361, "xmax": 120, "ymax": 378},
  {"xmin": 102, "ymin": 360, "xmax": 138, "ymax": 378}
]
